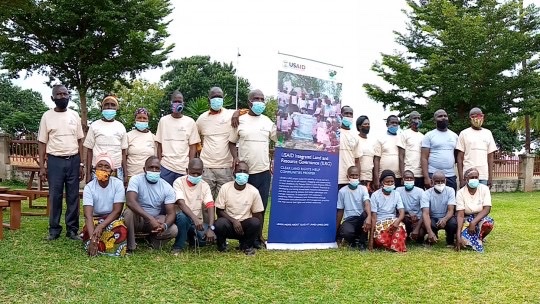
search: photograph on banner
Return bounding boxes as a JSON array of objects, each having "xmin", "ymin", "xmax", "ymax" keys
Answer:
[{"xmin": 276, "ymin": 71, "xmax": 342, "ymax": 153}]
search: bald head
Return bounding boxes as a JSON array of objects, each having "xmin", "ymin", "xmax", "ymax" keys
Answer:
[
  {"xmin": 469, "ymin": 107, "xmax": 482, "ymax": 116},
  {"xmin": 208, "ymin": 87, "xmax": 223, "ymax": 99},
  {"xmin": 248, "ymin": 89, "xmax": 264, "ymax": 101},
  {"xmin": 409, "ymin": 111, "xmax": 421, "ymax": 120},
  {"xmin": 188, "ymin": 158, "xmax": 204, "ymax": 171},
  {"xmin": 434, "ymin": 109, "xmax": 447, "ymax": 119},
  {"xmin": 432, "ymin": 170, "xmax": 445, "ymax": 180}
]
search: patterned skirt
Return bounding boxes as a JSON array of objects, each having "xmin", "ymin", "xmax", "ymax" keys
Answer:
[
  {"xmin": 374, "ymin": 218, "xmax": 407, "ymax": 252},
  {"xmin": 82, "ymin": 216, "xmax": 128, "ymax": 257},
  {"xmin": 460, "ymin": 214, "xmax": 494, "ymax": 253}
]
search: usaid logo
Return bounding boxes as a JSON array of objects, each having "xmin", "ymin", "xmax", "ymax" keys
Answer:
[{"xmin": 283, "ymin": 60, "xmax": 306, "ymax": 70}]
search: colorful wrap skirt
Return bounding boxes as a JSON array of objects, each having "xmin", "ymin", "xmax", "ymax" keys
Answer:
[
  {"xmin": 373, "ymin": 218, "xmax": 407, "ymax": 252},
  {"xmin": 460, "ymin": 214, "xmax": 494, "ymax": 253},
  {"xmin": 82, "ymin": 216, "xmax": 128, "ymax": 257}
]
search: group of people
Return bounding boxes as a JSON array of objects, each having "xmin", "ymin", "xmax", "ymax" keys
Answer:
[
  {"xmin": 38, "ymin": 85, "xmax": 275, "ymax": 256},
  {"xmin": 336, "ymin": 106, "xmax": 496, "ymax": 253}
]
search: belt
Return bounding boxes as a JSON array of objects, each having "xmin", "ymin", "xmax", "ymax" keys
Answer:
[{"xmin": 48, "ymin": 153, "xmax": 78, "ymax": 160}]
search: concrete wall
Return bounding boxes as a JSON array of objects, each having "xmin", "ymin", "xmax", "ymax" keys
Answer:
[{"xmin": 491, "ymin": 178, "xmax": 540, "ymax": 192}]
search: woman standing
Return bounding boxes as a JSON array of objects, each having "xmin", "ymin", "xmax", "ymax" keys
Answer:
[
  {"xmin": 356, "ymin": 115, "xmax": 375, "ymax": 194},
  {"xmin": 456, "ymin": 168, "xmax": 494, "ymax": 252},
  {"xmin": 126, "ymin": 108, "xmax": 157, "ymax": 179}
]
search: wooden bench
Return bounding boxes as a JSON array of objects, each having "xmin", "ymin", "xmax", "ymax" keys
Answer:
[
  {"xmin": 6, "ymin": 189, "xmax": 83, "ymax": 216},
  {"xmin": 0, "ymin": 194, "xmax": 25, "ymax": 230},
  {"xmin": 0, "ymin": 187, "xmax": 9, "ymax": 193}
]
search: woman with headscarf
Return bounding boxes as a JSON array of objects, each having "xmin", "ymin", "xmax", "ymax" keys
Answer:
[
  {"xmin": 356, "ymin": 115, "xmax": 376, "ymax": 194},
  {"xmin": 369, "ymin": 169, "xmax": 407, "ymax": 252},
  {"xmin": 126, "ymin": 108, "xmax": 157, "ymax": 180},
  {"xmin": 456, "ymin": 167, "xmax": 494, "ymax": 252},
  {"xmin": 82, "ymin": 154, "xmax": 127, "ymax": 257}
]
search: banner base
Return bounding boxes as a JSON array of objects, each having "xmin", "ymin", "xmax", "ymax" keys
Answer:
[{"xmin": 266, "ymin": 242, "xmax": 337, "ymax": 250}]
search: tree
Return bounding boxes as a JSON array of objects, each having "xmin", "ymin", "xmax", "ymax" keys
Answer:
[
  {"xmin": 0, "ymin": 0, "xmax": 174, "ymax": 131},
  {"xmin": 0, "ymin": 76, "xmax": 48, "ymax": 136},
  {"xmin": 363, "ymin": 0, "xmax": 540, "ymax": 152},
  {"xmin": 160, "ymin": 55, "xmax": 251, "ymax": 111}
]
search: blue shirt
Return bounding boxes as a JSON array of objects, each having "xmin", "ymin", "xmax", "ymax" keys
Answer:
[
  {"xmin": 337, "ymin": 185, "xmax": 370, "ymax": 220},
  {"xmin": 396, "ymin": 186, "xmax": 424, "ymax": 218},
  {"xmin": 420, "ymin": 187, "xmax": 456, "ymax": 219},
  {"xmin": 127, "ymin": 174, "xmax": 176, "ymax": 217},
  {"xmin": 370, "ymin": 189, "xmax": 404, "ymax": 221},
  {"xmin": 83, "ymin": 177, "xmax": 125, "ymax": 216},
  {"xmin": 421, "ymin": 129, "xmax": 458, "ymax": 177}
]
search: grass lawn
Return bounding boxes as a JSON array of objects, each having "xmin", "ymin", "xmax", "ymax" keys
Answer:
[{"xmin": 1, "ymin": 188, "xmax": 539, "ymax": 303}]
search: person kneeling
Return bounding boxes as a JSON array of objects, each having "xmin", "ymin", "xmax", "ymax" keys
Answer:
[
  {"xmin": 336, "ymin": 166, "xmax": 371, "ymax": 251},
  {"xmin": 214, "ymin": 161, "xmax": 264, "ymax": 255},
  {"xmin": 82, "ymin": 154, "xmax": 128, "ymax": 257},
  {"xmin": 124, "ymin": 156, "xmax": 178, "ymax": 252}
]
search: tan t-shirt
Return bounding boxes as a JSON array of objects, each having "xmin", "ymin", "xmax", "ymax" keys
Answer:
[
  {"xmin": 156, "ymin": 114, "xmax": 201, "ymax": 174},
  {"xmin": 456, "ymin": 184, "xmax": 492, "ymax": 215},
  {"xmin": 229, "ymin": 114, "xmax": 277, "ymax": 174},
  {"xmin": 197, "ymin": 109, "xmax": 234, "ymax": 169},
  {"xmin": 456, "ymin": 127, "xmax": 497, "ymax": 180},
  {"xmin": 83, "ymin": 120, "xmax": 128, "ymax": 168},
  {"xmin": 374, "ymin": 133, "xmax": 401, "ymax": 178},
  {"xmin": 359, "ymin": 136, "xmax": 375, "ymax": 181},
  {"xmin": 38, "ymin": 109, "xmax": 84, "ymax": 156},
  {"xmin": 173, "ymin": 176, "xmax": 214, "ymax": 221},
  {"xmin": 126, "ymin": 130, "xmax": 157, "ymax": 176},
  {"xmin": 338, "ymin": 128, "xmax": 362, "ymax": 184},
  {"xmin": 396, "ymin": 129, "xmax": 424, "ymax": 177},
  {"xmin": 215, "ymin": 181, "xmax": 264, "ymax": 221}
]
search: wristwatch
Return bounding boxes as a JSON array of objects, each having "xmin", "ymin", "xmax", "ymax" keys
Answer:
[{"xmin": 210, "ymin": 225, "xmax": 215, "ymax": 231}]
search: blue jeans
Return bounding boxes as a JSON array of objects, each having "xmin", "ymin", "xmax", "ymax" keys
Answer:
[
  {"xmin": 160, "ymin": 165, "xmax": 183, "ymax": 186},
  {"xmin": 479, "ymin": 180, "xmax": 488, "ymax": 185},
  {"xmin": 173, "ymin": 212, "xmax": 208, "ymax": 249}
]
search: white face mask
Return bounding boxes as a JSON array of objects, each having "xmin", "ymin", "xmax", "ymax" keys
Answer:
[{"xmin": 434, "ymin": 184, "xmax": 446, "ymax": 192}]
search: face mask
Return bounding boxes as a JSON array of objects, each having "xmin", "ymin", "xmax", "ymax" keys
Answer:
[
  {"xmin": 342, "ymin": 117, "xmax": 353, "ymax": 128},
  {"xmin": 145, "ymin": 171, "xmax": 161, "ymax": 184},
  {"xmin": 53, "ymin": 98, "xmax": 69, "ymax": 110},
  {"xmin": 102, "ymin": 109, "xmax": 116, "ymax": 120},
  {"xmin": 387, "ymin": 125, "xmax": 399, "ymax": 135},
  {"xmin": 383, "ymin": 184, "xmax": 395, "ymax": 192},
  {"xmin": 210, "ymin": 97, "xmax": 224, "ymax": 111},
  {"xmin": 471, "ymin": 117, "xmax": 484, "ymax": 128},
  {"xmin": 436, "ymin": 120, "xmax": 449, "ymax": 130},
  {"xmin": 187, "ymin": 175, "xmax": 203, "ymax": 185},
  {"xmin": 172, "ymin": 102, "xmax": 184, "ymax": 113},
  {"xmin": 434, "ymin": 184, "xmax": 446, "ymax": 192},
  {"xmin": 349, "ymin": 178, "xmax": 360, "ymax": 188},
  {"xmin": 235, "ymin": 172, "xmax": 249, "ymax": 185},
  {"xmin": 468, "ymin": 179, "xmax": 480, "ymax": 189},
  {"xmin": 361, "ymin": 127, "xmax": 370, "ymax": 135},
  {"xmin": 251, "ymin": 101, "xmax": 266, "ymax": 115},
  {"xmin": 95, "ymin": 169, "xmax": 110, "ymax": 182},
  {"xmin": 412, "ymin": 120, "xmax": 422, "ymax": 128},
  {"xmin": 404, "ymin": 181, "xmax": 415, "ymax": 190},
  {"xmin": 135, "ymin": 121, "xmax": 148, "ymax": 131}
]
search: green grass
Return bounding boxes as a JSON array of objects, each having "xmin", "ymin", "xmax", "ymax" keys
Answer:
[{"xmin": 1, "ymin": 190, "xmax": 539, "ymax": 303}]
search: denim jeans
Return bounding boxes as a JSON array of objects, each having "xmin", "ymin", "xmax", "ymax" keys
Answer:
[
  {"xmin": 173, "ymin": 212, "xmax": 208, "ymax": 250},
  {"xmin": 160, "ymin": 165, "xmax": 183, "ymax": 187}
]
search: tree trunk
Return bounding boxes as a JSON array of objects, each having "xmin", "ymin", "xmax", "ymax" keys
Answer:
[
  {"xmin": 79, "ymin": 88, "xmax": 89, "ymax": 134},
  {"xmin": 525, "ymin": 114, "xmax": 531, "ymax": 153}
]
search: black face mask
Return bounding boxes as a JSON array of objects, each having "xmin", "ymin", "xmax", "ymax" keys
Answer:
[
  {"xmin": 361, "ymin": 127, "xmax": 370, "ymax": 135},
  {"xmin": 53, "ymin": 98, "xmax": 69, "ymax": 110},
  {"xmin": 436, "ymin": 119, "xmax": 448, "ymax": 130}
]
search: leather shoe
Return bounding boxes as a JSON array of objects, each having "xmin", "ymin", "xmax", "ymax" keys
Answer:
[
  {"xmin": 46, "ymin": 234, "xmax": 60, "ymax": 241},
  {"xmin": 66, "ymin": 232, "xmax": 82, "ymax": 241}
]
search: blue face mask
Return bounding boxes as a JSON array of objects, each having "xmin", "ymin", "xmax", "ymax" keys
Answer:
[
  {"xmin": 342, "ymin": 117, "xmax": 353, "ymax": 128},
  {"xmin": 171, "ymin": 102, "xmax": 184, "ymax": 113},
  {"xmin": 388, "ymin": 125, "xmax": 398, "ymax": 135},
  {"xmin": 404, "ymin": 181, "xmax": 415, "ymax": 190},
  {"xmin": 251, "ymin": 102, "xmax": 266, "ymax": 115},
  {"xmin": 187, "ymin": 175, "xmax": 203, "ymax": 185},
  {"xmin": 468, "ymin": 179, "xmax": 480, "ymax": 189},
  {"xmin": 102, "ymin": 109, "xmax": 116, "ymax": 120},
  {"xmin": 146, "ymin": 171, "xmax": 161, "ymax": 184},
  {"xmin": 135, "ymin": 121, "xmax": 148, "ymax": 131},
  {"xmin": 235, "ymin": 173, "xmax": 249, "ymax": 185},
  {"xmin": 383, "ymin": 184, "xmax": 395, "ymax": 192},
  {"xmin": 349, "ymin": 178, "xmax": 360, "ymax": 188},
  {"xmin": 210, "ymin": 97, "xmax": 223, "ymax": 111}
]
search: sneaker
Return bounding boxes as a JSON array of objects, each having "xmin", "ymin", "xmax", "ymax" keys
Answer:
[
  {"xmin": 244, "ymin": 247, "xmax": 256, "ymax": 256},
  {"xmin": 171, "ymin": 247, "xmax": 183, "ymax": 256}
]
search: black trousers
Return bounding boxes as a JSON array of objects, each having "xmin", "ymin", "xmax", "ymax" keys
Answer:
[
  {"xmin": 429, "ymin": 216, "xmax": 458, "ymax": 245},
  {"xmin": 214, "ymin": 217, "xmax": 261, "ymax": 249},
  {"xmin": 414, "ymin": 177, "xmax": 425, "ymax": 189},
  {"xmin": 47, "ymin": 154, "xmax": 81, "ymax": 236},
  {"xmin": 339, "ymin": 213, "xmax": 368, "ymax": 245}
]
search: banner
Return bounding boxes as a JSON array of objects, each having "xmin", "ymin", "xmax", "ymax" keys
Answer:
[{"xmin": 267, "ymin": 53, "xmax": 343, "ymax": 250}]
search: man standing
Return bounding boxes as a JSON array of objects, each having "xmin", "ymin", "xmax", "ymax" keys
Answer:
[
  {"xmin": 214, "ymin": 161, "xmax": 264, "ymax": 255},
  {"xmin": 456, "ymin": 108, "xmax": 497, "ymax": 188},
  {"xmin": 196, "ymin": 87, "xmax": 235, "ymax": 198},
  {"xmin": 38, "ymin": 84, "xmax": 85, "ymax": 241},
  {"xmin": 397, "ymin": 111, "xmax": 425, "ymax": 188},
  {"xmin": 124, "ymin": 156, "xmax": 178, "ymax": 252},
  {"xmin": 421, "ymin": 171, "xmax": 458, "ymax": 247},
  {"xmin": 338, "ymin": 106, "xmax": 362, "ymax": 189},
  {"xmin": 373, "ymin": 115, "xmax": 401, "ymax": 188},
  {"xmin": 156, "ymin": 90, "xmax": 201, "ymax": 186},
  {"xmin": 171, "ymin": 158, "xmax": 216, "ymax": 254},
  {"xmin": 421, "ymin": 109, "xmax": 459, "ymax": 191},
  {"xmin": 229, "ymin": 89, "xmax": 276, "ymax": 248}
]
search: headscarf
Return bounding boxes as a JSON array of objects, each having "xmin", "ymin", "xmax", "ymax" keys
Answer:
[
  {"xmin": 464, "ymin": 167, "xmax": 478, "ymax": 180},
  {"xmin": 95, "ymin": 154, "xmax": 114, "ymax": 169},
  {"xmin": 101, "ymin": 95, "xmax": 119, "ymax": 107},
  {"xmin": 379, "ymin": 169, "xmax": 396, "ymax": 183},
  {"xmin": 135, "ymin": 107, "xmax": 149, "ymax": 117}
]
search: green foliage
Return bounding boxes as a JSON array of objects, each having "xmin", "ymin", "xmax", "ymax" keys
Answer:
[
  {"xmin": 263, "ymin": 96, "xmax": 278, "ymax": 123},
  {"xmin": 114, "ymin": 80, "xmax": 164, "ymax": 133},
  {"xmin": 363, "ymin": 0, "xmax": 540, "ymax": 152},
  {"xmin": 0, "ymin": 0, "xmax": 174, "ymax": 129},
  {"xmin": 183, "ymin": 96, "xmax": 234, "ymax": 121},
  {"xmin": 160, "ymin": 55, "xmax": 251, "ymax": 113},
  {"xmin": 0, "ymin": 76, "xmax": 48, "ymax": 136}
]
